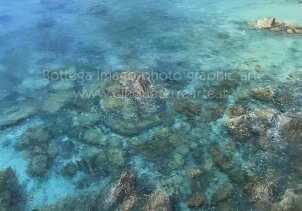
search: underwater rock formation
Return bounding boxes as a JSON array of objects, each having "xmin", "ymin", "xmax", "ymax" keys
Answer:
[
  {"xmin": 272, "ymin": 188, "xmax": 302, "ymax": 211},
  {"xmin": 208, "ymin": 145, "xmax": 277, "ymax": 209},
  {"xmin": 252, "ymin": 88, "xmax": 275, "ymax": 101},
  {"xmin": 211, "ymin": 186, "xmax": 233, "ymax": 205},
  {"xmin": 100, "ymin": 71, "xmax": 167, "ymax": 136},
  {"xmin": 0, "ymin": 167, "xmax": 26, "ymax": 211},
  {"xmin": 143, "ymin": 193, "xmax": 173, "ymax": 211},
  {"xmin": 208, "ymin": 146, "xmax": 247, "ymax": 184},
  {"xmin": 129, "ymin": 127, "xmax": 189, "ymax": 173},
  {"xmin": 187, "ymin": 195, "xmax": 204, "ymax": 208},
  {"xmin": 278, "ymin": 114, "xmax": 302, "ymax": 132},
  {"xmin": 227, "ymin": 104, "xmax": 244, "ymax": 118},
  {"xmin": 200, "ymin": 105, "xmax": 225, "ymax": 122},
  {"xmin": 173, "ymin": 98, "xmax": 201, "ymax": 120},
  {"xmin": 109, "ymin": 172, "xmax": 135, "ymax": 211},
  {"xmin": 15, "ymin": 125, "xmax": 58, "ymax": 177},
  {"xmin": 249, "ymin": 109, "xmax": 275, "ymax": 135},
  {"xmin": 42, "ymin": 91, "xmax": 73, "ymax": 114},
  {"xmin": 0, "ymin": 105, "xmax": 35, "ymax": 129},
  {"xmin": 226, "ymin": 115, "xmax": 252, "ymax": 141}
]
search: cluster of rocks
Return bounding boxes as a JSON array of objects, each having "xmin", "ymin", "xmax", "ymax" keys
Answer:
[
  {"xmin": 253, "ymin": 17, "xmax": 302, "ymax": 34},
  {"xmin": 208, "ymin": 144, "xmax": 279, "ymax": 209},
  {"xmin": 14, "ymin": 125, "xmax": 59, "ymax": 177},
  {"xmin": 108, "ymin": 172, "xmax": 174, "ymax": 211}
]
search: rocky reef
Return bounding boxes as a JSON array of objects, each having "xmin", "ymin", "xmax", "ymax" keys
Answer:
[{"xmin": 100, "ymin": 71, "xmax": 168, "ymax": 136}]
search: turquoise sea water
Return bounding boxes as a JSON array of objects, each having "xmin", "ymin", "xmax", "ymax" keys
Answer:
[{"xmin": 1, "ymin": 0, "xmax": 302, "ymax": 210}]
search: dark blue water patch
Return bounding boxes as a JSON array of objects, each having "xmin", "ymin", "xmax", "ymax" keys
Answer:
[
  {"xmin": 0, "ymin": 73, "xmax": 21, "ymax": 90},
  {"xmin": 36, "ymin": 18, "xmax": 57, "ymax": 29},
  {"xmin": 0, "ymin": 14, "xmax": 12, "ymax": 25},
  {"xmin": 86, "ymin": 3, "xmax": 109, "ymax": 17},
  {"xmin": 39, "ymin": 0, "xmax": 74, "ymax": 11},
  {"xmin": 38, "ymin": 33, "xmax": 74, "ymax": 55}
]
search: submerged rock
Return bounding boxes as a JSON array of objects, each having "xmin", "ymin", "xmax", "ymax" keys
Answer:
[
  {"xmin": 16, "ymin": 125, "xmax": 58, "ymax": 177},
  {"xmin": 107, "ymin": 148, "xmax": 124, "ymax": 166},
  {"xmin": 227, "ymin": 104, "xmax": 244, "ymax": 118},
  {"xmin": 0, "ymin": 105, "xmax": 35, "ymax": 129},
  {"xmin": 272, "ymin": 188, "xmax": 302, "ymax": 211},
  {"xmin": 226, "ymin": 115, "xmax": 252, "ymax": 140},
  {"xmin": 252, "ymin": 88, "xmax": 275, "ymax": 101},
  {"xmin": 187, "ymin": 195, "xmax": 204, "ymax": 208},
  {"xmin": 17, "ymin": 125, "xmax": 53, "ymax": 150},
  {"xmin": 187, "ymin": 168, "xmax": 203, "ymax": 180},
  {"xmin": 173, "ymin": 98, "xmax": 201, "ymax": 120},
  {"xmin": 0, "ymin": 167, "xmax": 26, "ymax": 211},
  {"xmin": 208, "ymin": 146, "xmax": 246, "ymax": 184},
  {"xmin": 109, "ymin": 172, "xmax": 135, "ymax": 204},
  {"xmin": 42, "ymin": 91, "xmax": 73, "ymax": 114},
  {"xmin": 200, "ymin": 105, "xmax": 225, "ymax": 122},
  {"xmin": 278, "ymin": 114, "xmax": 302, "ymax": 132},
  {"xmin": 211, "ymin": 186, "xmax": 233, "ymax": 205},
  {"xmin": 250, "ymin": 109, "xmax": 274, "ymax": 123},
  {"xmin": 27, "ymin": 155, "xmax": 48, "ymax": 176},
  {"xmin": 143, "ymin": 193, "xmax": 173, "ymax": 211},
  {"xmin": 100, "ymin": 71, "xmax": 167, "ymax": 136}
]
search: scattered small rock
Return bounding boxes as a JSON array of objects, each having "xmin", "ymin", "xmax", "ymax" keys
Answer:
[{"xmin": 187, "ymin": 195, "xmax": 204, "ymax": 208}]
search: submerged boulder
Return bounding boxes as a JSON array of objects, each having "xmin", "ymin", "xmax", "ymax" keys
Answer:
[
  {"xmin": 173, "ymin": 98, "xmax": 201, "ymax": 120},
  {"xmin": 0, "ymin": 167, "xmax": 26, "ymax": 210},
  {"xmin": 226, "ymin": 115, "xmax": 252, "ymax": 140},
  {"xmin": 252, "ymin": 88, "xmax": 275, "ymax": 101},
  {"xmin": 143, "ymin": 193, "xmax": 173, "ymax": 211},
  {"xmin": 109, "ymin": 172, "xmax": 135, "ymax": 203},
  {"xmin": 100, "ymin": 71, "xmax": 167, "ymax": 136},
  {"xmin": 27, "ymin": 155, "xmax": 48, "ymax": 176},
  {"xmin": 272, "ymin": 188, "xmax": 302, "ymax": 211},
  {"xmin": 278, "ymin": 114, "xmax": 302, "ymax": 132},
  {"xmin": 187, "ymin": 195, "xmax": 204, "ymax": 208},
  {"xmin": 0, "ymin": 105, "xmax": 35, "ymax": 129}
]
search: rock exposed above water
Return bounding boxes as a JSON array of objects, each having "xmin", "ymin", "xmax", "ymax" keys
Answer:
[{"xmin": 254, "ymin": 17, "xmax": 302, "ymax": 35}]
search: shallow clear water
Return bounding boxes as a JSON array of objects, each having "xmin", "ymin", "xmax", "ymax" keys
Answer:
[{"xmin": 1, "ymin": 0, "xmax": 302, "ymax": 210}]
